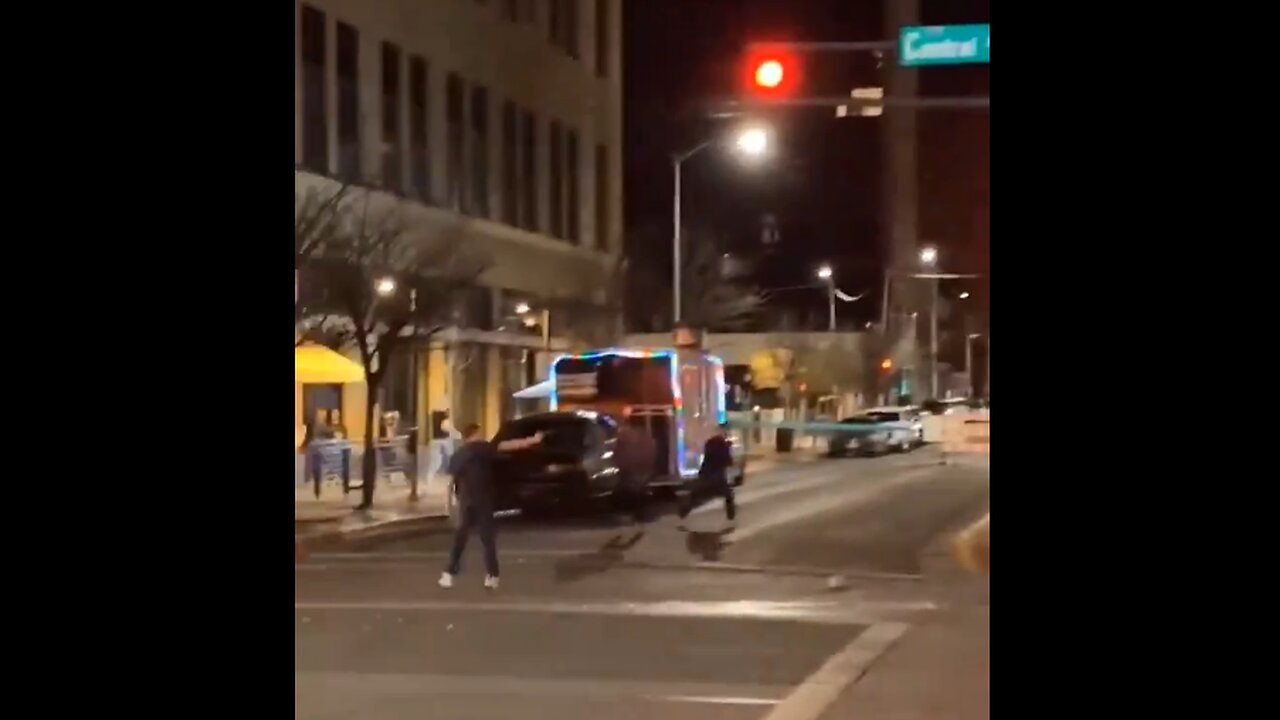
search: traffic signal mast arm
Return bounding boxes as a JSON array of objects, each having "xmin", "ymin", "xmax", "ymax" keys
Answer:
[
  {"xmin": 734, "ymin": 96, "xmax": 989, "ymax": 110},
  {"xmin": 744, "ymin": 33, "xmax": 989, "ymax": 110}
]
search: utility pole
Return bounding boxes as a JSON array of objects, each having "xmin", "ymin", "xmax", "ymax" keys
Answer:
[{"xmin": 883, "ymin": 0, "xmax": 921, "ymax": 348}]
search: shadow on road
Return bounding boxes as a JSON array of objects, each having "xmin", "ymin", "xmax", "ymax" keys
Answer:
[
  {"xmin": 684, "ymin": 529, "xmax": 733, "ymax": 562},
  {"xmin": 553, "ymin": 530, "xmax": 648, "ymax": 584}
]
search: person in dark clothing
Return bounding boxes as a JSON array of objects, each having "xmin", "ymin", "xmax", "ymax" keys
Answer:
[
  {"xmin": 615, "ymin": 423, "xmax": 657, "ymax": 526},
  {"xmin": 678, "ymin": 424, "xmax": 737, "ymax": 529},
  {"xmin": 439, "ymin": 423, "xmax": 543, "ymax": 590}
]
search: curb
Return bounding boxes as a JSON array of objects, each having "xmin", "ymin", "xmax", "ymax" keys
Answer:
[
  {"xmin": 952, "ymin": 514, "xmax": 989, "ymax": 574},
  {"xmin": 597, "ymin": 558, "xmax": 924, "ymax": 582},
  {"xmin": 296, "ymin": 512, "xmax": 450, "ymax": 559}
]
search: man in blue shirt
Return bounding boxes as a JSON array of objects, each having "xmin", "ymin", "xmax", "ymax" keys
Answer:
[{"xmin": 439, "ymin": 423, "xmax": 543, "ymax": 590}]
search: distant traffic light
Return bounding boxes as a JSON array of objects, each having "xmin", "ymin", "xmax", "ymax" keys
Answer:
[
  {"xmin": 743, "ymin": 48, "xmax": 800, "ymax": 98},
  {"xmin": 754, "ymin": 59, "xmax": 784, "ymax": 88},
  {"xmin": 880, "ymin": 358, "xmax": 893, "ymax": 371}
]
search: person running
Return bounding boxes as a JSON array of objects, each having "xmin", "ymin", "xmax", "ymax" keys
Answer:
[
  {"xmin": 678, "ymin": 423, "xmax": 737, "ymax": 530},
  {"xmin": 439, "ymin": 423, "xmax": 543, "ymax": 590}
]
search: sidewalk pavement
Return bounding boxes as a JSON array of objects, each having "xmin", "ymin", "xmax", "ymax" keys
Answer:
[
  {"xmin": 295, "ymin": 475, "xmax": 450, "ymax": 546},
  {"xmin": 817, "ymin": 514, "xmax": 990, "ymax": 720}
]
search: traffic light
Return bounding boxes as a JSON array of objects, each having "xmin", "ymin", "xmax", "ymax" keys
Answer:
[
  {"xmin": 743, "ymin": 48, "xmax": 801, "ymax": 99},
  {"xmin": 755, "ymin": 59, "xmax": 784, "ymax": 89},
  {"xmin": 880, "ymin": 358, "xmax": 893, "ymax": 371}
]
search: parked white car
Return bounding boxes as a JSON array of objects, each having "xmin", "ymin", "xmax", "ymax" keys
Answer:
[
  {"xmin": 827, "ymin": 407, "xmax": 923, "ymax": 456},
  {"xmin": 861, "ymin": 407, "xmax": 924, "ymax": 451}
]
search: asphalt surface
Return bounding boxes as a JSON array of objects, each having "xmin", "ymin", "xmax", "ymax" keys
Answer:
[{"xmin": 295, "ymin": 448, "xmax": 989, "ymax": 720}]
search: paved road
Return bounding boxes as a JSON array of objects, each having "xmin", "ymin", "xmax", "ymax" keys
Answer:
[{"xmin": 295, "ymin": 449, "xmax": 989, "ymax": 720}]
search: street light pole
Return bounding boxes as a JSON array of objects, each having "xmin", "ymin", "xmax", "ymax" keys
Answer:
[
  {"xmin": 930, "ymin": 278, "xmax": 939, "ymax": 398},
  {"xmin": 817, "ymin": 264, "xmax": 835, "ymax": 331},
  {"xmin": 965, "ymin": 333, "xmax": 980, "ymax": 396},
  {"xmin": 827, "ymin": 279, "xmax": 836, "ymax": 331},
  {"xmin": 671, "ymin": 128, "xmax": 768, "ymax": 327},
  {"xmin": 672, "ymin": 156, "xmax": 684, "ymax": 324},
  {"xmin": 917, "ymin": 245, "xmax": 939, "ymax": 399}
]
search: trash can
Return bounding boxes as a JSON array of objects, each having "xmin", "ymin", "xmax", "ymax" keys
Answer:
[{"xmin": 776, "ymin": 427, "xmax": 795, "ymax": 453}]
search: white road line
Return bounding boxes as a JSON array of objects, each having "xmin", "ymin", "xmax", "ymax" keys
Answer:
[
  {"xmin": 727, "ymin": 466, "xmax": 939, "ymax": 543},
  {"xmin": 652, "ymin": 695, "xmax": 779, "ymax": 706},
  {"xmin": 760, "ymin": 621, "xmax": 910, "ymax": 720},
  {"xmin": 294, "ymin": 598, "xmax": 876, "ymax": 624},
  {"xmin": 306, "ymin": 550, "xmax": 586, "ymax": 560},
  {"xmin": 296, "ymin": 671, "xmax": 790, "ymax": 704}
]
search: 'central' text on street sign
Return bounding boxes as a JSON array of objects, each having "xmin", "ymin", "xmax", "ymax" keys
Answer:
[{"xmin": 899, "ymin": 24, "xmax": 990, "ymax": 67}]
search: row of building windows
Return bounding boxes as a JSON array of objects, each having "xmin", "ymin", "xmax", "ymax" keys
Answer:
[
  {"xmin": 481, "ymin": 0, "xmax": 610, "ymax": 78},
  {"xmin": 299, "ymin": 4, "xmax": 610, "ymax": 248}
]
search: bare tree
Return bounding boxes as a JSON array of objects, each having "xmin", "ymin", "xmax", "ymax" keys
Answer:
[
  {"xmin": 626, "ymin": 226, "xmax": 764, "ymax": 332},
  {"xmin": 302, "ymin": 195, "xmax": 487, "ymax": 509},
  {"xmin": 295, "ymin": 184, "xmax": 351, "ymax": 347}
]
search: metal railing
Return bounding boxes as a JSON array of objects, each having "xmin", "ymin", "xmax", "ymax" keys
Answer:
[{"xmin": 300, "ymin": 435, "xmax": 417, "ymax": 498}]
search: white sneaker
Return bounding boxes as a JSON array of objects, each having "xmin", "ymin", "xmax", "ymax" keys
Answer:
[
  {"xmin": 438, "ymin": 572, "xmax": 454, "ymax": 589},
  {"xmin": 484, "ymin": 575, "xmax": 500, "ymax": 590}
]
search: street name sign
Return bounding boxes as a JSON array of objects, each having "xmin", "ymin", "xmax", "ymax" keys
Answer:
[{"xmin": 899, "ymin": 24, "xmax": 990, "ymax": 67}]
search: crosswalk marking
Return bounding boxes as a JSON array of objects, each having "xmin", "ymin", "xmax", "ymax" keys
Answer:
[
  {"xmin": 762, "ymin": 621, "xmax": 911, "ymax": 720},
  {"xmin": 296, "ymin": 671, "xmax": 789, "ymax": 705},
  {"xmin": 295, "ymin": 597, "xmax": 932, "ymax": 625}
]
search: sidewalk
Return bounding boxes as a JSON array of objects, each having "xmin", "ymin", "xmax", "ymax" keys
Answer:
[
  {"xmin": 295, "ymin": 475, "xmax": 450, "ymax": 544},
  {"xmin": 816, "ymin": 518, "xmax": 990, "ymax": 720}
]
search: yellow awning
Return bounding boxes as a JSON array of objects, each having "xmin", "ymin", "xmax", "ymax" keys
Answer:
[{"xmin": 295, "ymin": 344, "xmax": 365, "ymax": 384}]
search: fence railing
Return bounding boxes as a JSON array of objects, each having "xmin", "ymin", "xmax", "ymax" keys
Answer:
[{"xmin": 299, "ymin": 435, "xmax": 416, "ymax": 499}]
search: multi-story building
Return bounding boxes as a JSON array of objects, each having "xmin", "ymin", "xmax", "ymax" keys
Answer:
[{"xmin": 295, "ymin": 0, "xmax": 623, "ymax": 442}]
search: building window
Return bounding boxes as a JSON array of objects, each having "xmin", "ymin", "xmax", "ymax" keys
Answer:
[
  {"xmin": 565, "ymin": 0, "xmax": 579, "ymax": 59},
  {"xmin": 550, "ymin": 0, "xmax": 578, "ymax": 57},
  {"xmin": 300, "ymin": 5, "xmax": 327, "ymax": 173},
  {"xmin": 381, "ymin": 42, "xmax": 403, "ymax": 192},
  {"xmin": 469, "ymin": 85, "xmax": 490, "ymax": 217},
  {"xmin": 595, "ymin": 0, "xmax": 609, "ymax": 77},
  {"xmin": 548, "ymin": 121, "xmax": 563, "ymax": 238},
  {"xmin": 446, "ymin": 74, "xmax": 465, "ymax": 212},
  {"xmin": 501, "ymin": 101, "xmax": 519, "ymax": 226},
  {"xmin": 520, "ymin": 110, "xmax": 537, "ymax": 231},
  {"xmin": 336, "ymin": 22, "xmax": 360, "ymax": 181},
  {"xmin": 409, "ymin": 55, "xmax": 430, "ymax": 202},
  {"xmin": 549, "ymin": 0, "xmax": 560, "ymax": 46},
  {"xmin": 595, "ymin": 143, "xmax": 608, "ymax": 249},
  {"xmin": 566, "ymin": 129, "xmax": 580, "ymax": 244}
]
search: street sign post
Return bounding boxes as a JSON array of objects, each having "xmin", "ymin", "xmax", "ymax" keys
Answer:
[{"xmin": 899, "ymin": 24, "xmax": 990, "ymax": 67}]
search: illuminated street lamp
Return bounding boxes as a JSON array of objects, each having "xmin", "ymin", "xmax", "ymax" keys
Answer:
[
  {"xmin": 514, "ymin": 302, "xmax": 550, "ymax": 350},
  {"xmin": 958, "ymin": 291, "xmax": 970, "ymax": 300},
  {"xmin": 374, "ymin": 277, "xmax": 397, "ymax": 297},
  {"xmin": 672, "ymin": 125, "xmax": 771, "ymax": 324},
  {"xmin": 919, "ymin": 245, "xmax": 938, "ymax": 267},
  {"xmin": 736, "ymin": 127, "xmax": 769, "ymax": 156},
  {"xmin": 816, "ymin": 264, "xmax": 835, "ymax": 331},
  {"xmin": 918, "ymin": 245, "xmax": 939, "ymax": 398}
]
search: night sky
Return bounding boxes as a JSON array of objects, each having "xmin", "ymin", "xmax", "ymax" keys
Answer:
[{"xmin": 622, "ymin": 0, "xmax": 990, "ymax": 336}]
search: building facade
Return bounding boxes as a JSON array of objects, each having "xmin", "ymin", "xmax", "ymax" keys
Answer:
[{"xmin": 295, "ymin": 0, "xmax": 623, "ymax": 441}]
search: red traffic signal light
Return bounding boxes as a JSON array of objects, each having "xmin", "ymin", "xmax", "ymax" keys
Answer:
[
  {"xmin": 754, "ymin": 59, "xmax": 784, "ymax": 89},
  {"xmin": 742, "ymin": 48, "xmax": 800, "ymax": 98}
]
